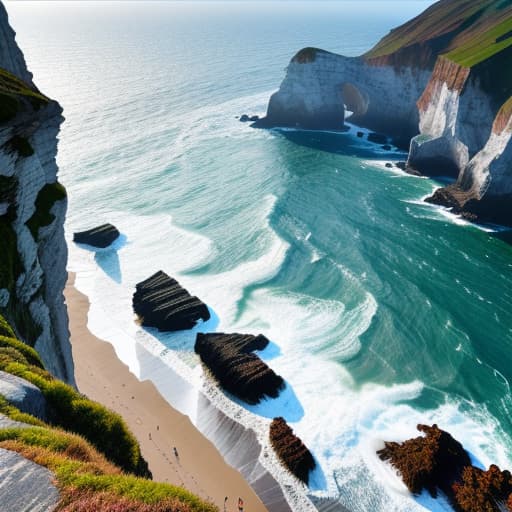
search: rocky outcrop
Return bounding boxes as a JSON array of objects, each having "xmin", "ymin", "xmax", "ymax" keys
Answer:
[
  {"xmin": 255, "ymin": 48, "xmax": 431, "ymax": 140},
  {"xmin": 0, "ymin": 3, "xmax": 73, "ymax": 383},
  {"xmin": 269, "ymin": 417, "xmax": 316, "ymax": 485},
  {"xmin": 0, "ymin": 447, "xmax": 60, "ymax": 512},
  {"xmin": 378, "ymin": 424, "xmax": 512, "ymax": 512},
  {"xmin": 378, "ymin": 424, "xmax": 470, "ymax": 497},
  {"xmin": 195, "ymin": 332, "xmax": 284, "ymax": 405},
  {"xmin": 73, "ymin": 223, "xmax": 120, "ymax": 248},
  {"xmin": 133, "ymin": 271, "xmax": 210, "ymax": 331},
  {"xmin": 0, "ymin": 370, "xmax": 47, "ymax": 420},
  {"xmin": 258, "ymin": 0, "xmax": 512, "ymax": 225}
]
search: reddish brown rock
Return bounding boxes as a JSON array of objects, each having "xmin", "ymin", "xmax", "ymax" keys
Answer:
[
  {"xmin": 377, "ymin": 424, "xmax": 471, "ymax": 497},
  {"xmin": 270, "ymin": 417, "xmax": 316, "ymax": 485}
]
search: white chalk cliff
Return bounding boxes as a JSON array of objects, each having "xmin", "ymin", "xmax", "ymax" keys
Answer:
[
  {"xmin": 257, "ymin": 0, "xmax": 512, "ymax": 225},
  {"xmin": 0, "ymin": 2, "xmax": 74, "ymax": 382}
]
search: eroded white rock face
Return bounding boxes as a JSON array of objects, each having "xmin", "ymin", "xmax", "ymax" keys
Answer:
[
  {"xmin": 0, "ymin": 3, "xmax": 74, "ymax": 383},
  {"xmin": 266, "ymin": 51, "xmax": 431, "ymax": 136}
]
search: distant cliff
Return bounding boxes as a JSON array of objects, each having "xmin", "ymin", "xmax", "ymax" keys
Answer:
[
  {"xmin": 257, "ymin": 0, "xmax": 512, "ymax": 225},
  {"xmin": 0, "ymin": 2, "xmax": 73, "ymax": 382}
]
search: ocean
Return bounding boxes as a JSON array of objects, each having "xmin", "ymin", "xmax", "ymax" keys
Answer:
[{"xmin": 8, "ymin": 1, "xmax": 512, "ymax": 510}]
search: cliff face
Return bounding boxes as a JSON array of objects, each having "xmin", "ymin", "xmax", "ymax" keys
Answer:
[
  {"xmin": 0, "ymin": 2, "xmax": 73, "ymax": 382},
  {"xmin": 258, "ymin": 0, "xmax": 512, "ymax": 225}
]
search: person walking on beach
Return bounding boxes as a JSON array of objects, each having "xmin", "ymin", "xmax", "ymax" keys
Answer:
[
  {"xmin": 223, "ymin": 496, "xmax": 228, "ymax": 512},
  {"xmin": 238, "ymin": 497, "xmax": 244, "ymax": 512},
  {"xmin": 173, "ymin": 446, "xmax": 179, "ymax": 458}
]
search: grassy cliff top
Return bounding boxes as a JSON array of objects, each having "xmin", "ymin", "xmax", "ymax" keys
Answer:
[
  {"xmin": 0, "ymin": 67, "xmax": 47, "ymax": 102},
  {"xmin": 365, "ymin": 0, "xmax": 512, "ymax": 68}
]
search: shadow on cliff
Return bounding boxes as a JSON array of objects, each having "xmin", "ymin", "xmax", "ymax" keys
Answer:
[{"xmin": 270, "ymin": 127, "xmax": 407, "ymax": 161}]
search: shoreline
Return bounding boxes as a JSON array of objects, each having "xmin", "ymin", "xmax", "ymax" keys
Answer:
[{"xmin": 65, "ymin": 271, "xmax": 268, "ymax": 512}]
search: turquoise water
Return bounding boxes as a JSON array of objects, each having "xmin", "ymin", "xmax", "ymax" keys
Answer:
[{"xmin": 9, "ymin": 1, "xmax": 512, "ymax": 510}]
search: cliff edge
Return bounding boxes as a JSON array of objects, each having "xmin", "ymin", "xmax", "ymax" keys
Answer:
[
  {"xmin": 0, "ymin": 2, "xmax": 73, "ymax": 382},
  {"xmin": 257, "ymin": 0, "xmax": 512, "ymax": 225}
]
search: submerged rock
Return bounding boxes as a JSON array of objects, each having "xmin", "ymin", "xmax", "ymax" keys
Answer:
[
  {"xmin": 240, "ymin": 114, "xmax": 250, "ymax": 122},
  {"xmin": 269, "ymin": 417, "xmax": 316, "ymax": 485},
  {"xmin": 73, "ymin": 223, "xmax": 120, "ymax": 248},
  {"xmin": 194, "ymin": 332, "xmax": 284, "ymax": 405},
  {"xmin": 356, "ymin": 131, "xmax": 365, "ymax": 138},
  {"xmin": 367, "ymin": 132, "xmax": 388, "ymax": 144},
  {"xmin": 133, "ymin": 271, "xmax": 210, "ymax": 332}
]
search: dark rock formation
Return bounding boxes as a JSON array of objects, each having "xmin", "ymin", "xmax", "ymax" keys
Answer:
[
  {"xmin": 73, "ymin": 223, "xmax": 120, "ymax": 248},
  {"xmin": 133, "ymin": 271, "xmax": 210, "ymax": 332},
  {"xmin": 367, "ymin": 132, "xmax": 388, "ymax": 144},
  {"xmin": 249, "ymin": 115, "xmax": 260, "ymax": 122},
  {"xmin": 194, "ymin": 332, "xmax": 284, "ymax": 405},
  {"xmin": 377, "ymin": 424, "xmax": 512, "ymax": 511},
  {"xmin": 269, "ymin": 417, "xmax": 316, "ymax": 485},
  {"xmin": 385, "ymin": 163, "xmax": 393, "ymax": 168},
  {"xmin": 356, "ymin": 131, "xmax": 364, "ymax": 138},
  {"xmin": 426, "ymin": 184, "xmax": 512, "ymax": 226},
  {"xmin": 377, "ymin": 424, "xmax": 471, "ymax": 497},
  {"xmin": 453, "ymin": 464, "xmax": 512, "ymax": 512},
  {"xmin": 240, "ymin": 114, "xmax": 250, "ymax": 122}
]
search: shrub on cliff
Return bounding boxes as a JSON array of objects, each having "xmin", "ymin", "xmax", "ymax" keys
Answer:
[
  {"xmin": 0, "ymin": 314, "xmax": 148, "ymax": 477},
  {"xmin": 0, "ymin": 426, "xmax": 217, "ymax": 512},
  {"xmin": 26, "ymin": 182, "xmax": 67, "ymax": 240},
  {"xmin": 269, "ymin": 417, "xmax": 316, "ymax": 485}
]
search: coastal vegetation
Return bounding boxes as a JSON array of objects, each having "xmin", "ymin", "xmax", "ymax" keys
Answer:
[
  {"xmin": 0, "ymin": 67, "xmax": 47, "ymax": 123},
  {"xmin": 0, "ymin": 312, "xmax": 218, "ymax": 511}
]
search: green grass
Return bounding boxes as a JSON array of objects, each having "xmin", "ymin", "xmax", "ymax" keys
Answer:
[
  {"xmin": 26, "ymin": 182, "xmax": 67, "ymax": 239},
  {"xmin": 0, "ymin": 67, "xmax": 48, "ymax": 124},
  {"xmin": 0, "ymin": 333, "xmax": 44, "ymax": 367},
  {"xmin": 445, "ymin": 16, "xmax": 512, "ymax": 66},
  {"xmin": 0, "ymin": 427, "xmax": 218, "ymax": 512},
  {"xmin": 365, "ymin": 0, "xmax": 512, "ymax": 67}
]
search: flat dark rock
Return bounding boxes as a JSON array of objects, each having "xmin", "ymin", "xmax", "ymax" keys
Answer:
[
  {"xmin": 195, "ymin": 332, "xmax": 284, "ymax": 405},
  {"xmin": 133, "ymin": 271, "xmax": 210, "ymax": 331},
  {"xmin": 73, "ymin": 223, "xmax": 120, "ymax": 248}
]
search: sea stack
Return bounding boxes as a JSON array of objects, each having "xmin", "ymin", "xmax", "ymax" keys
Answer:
[
  {"xmin": 133, "ymin": 271, "xmax": 210, "ymax": 331},
  {"xmin": 194, "ymin": 332, "xmax": 284, "ymax": 404},
  {"xmin": 73, "ymin": 223, "xmax": 120, "ymax": 248},
  {"xmin": 269, "ymin": 417, "xmax": 316, "ymax": 485}
]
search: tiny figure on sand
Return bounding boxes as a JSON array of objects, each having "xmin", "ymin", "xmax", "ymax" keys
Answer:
[
  {"xmin": 173, "ymin": 446, "xmax": 179, "ymax": 458},
  {"xmin": 238, "ymin": 497, "xmax": 244, "ymax": 512}
]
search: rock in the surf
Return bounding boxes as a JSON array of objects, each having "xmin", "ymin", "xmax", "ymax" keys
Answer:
[
  {"xmin": 270, "ymin": 416, "xmax": 316, "ymax": 485},
  {"xmin": 73, "ymin": 223, "xmax": 120, "ymax": 248},
  {"xmin": 194, "ymin": 332, "xmax": 284, "ymax": 404},
  {"xmin": 133, "ymin": 271, "xmax": 210, "ymax": 331}
]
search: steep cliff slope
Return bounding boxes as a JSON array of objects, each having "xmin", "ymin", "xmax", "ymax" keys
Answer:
[
  {"xmin": 258, "ymin": 0, "xmax": 512, "ymax": 225},
  {"xmin": 0, "ymin": 2, "xmax": 73, "ymax": 381}
]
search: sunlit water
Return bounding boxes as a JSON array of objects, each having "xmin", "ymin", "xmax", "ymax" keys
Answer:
[{"xmin": 8, "ymin": 1, "xmax": 512, "ymax": 510}]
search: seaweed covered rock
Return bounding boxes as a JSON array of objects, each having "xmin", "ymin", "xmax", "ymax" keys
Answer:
[
  {"xmin": 195, "ymin": 332, "xmax": 284, "ymax": 404},
  {"xmin": 453, "ymin": 464, "xmax": 512, "ymax": 512},
  {"xmin": 133, "ymin": 271, "xmax": 210, "ymax": 332},
  {"xmin": 269, "ymin": 417, "xmax": 316, "ymax": 485},
  {"xmin": 73, "ymin": 223, "xmax": 120, "ymax": 248},
  {"xmin": 377, "ymin": 424, "xmax": 471, "ymax": 497}
]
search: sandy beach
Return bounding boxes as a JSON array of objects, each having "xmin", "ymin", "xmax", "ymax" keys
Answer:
[{"xmin": 65, "ymin": 272, "xmax": 267, "ymax": 512}]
